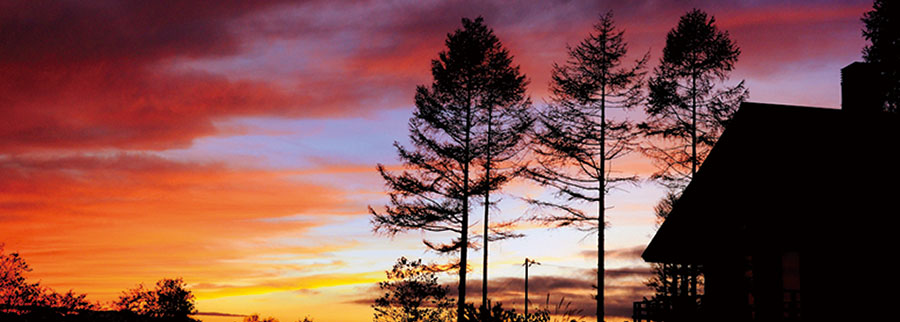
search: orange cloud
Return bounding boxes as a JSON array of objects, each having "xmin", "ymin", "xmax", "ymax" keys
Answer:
[{"xmin": 0, "ymin": 153, "xmax": 364, "ymax": 301}]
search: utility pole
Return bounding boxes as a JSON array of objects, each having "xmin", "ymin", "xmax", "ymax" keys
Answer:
[{"xmin": 524, "ymin": 258, "xmax": 540, "ymax": 321}]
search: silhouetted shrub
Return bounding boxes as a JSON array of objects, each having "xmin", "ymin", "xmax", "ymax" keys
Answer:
[
  {"xmin": 373, "ymin": 257, "xmax": 454, "ymax": 322},
  {"xmin": 115, "ymin": 278, "xmax": 196, "ymax": 321}
]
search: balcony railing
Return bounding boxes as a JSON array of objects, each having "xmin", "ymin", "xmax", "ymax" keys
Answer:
[
  {"xmin": 783, "ymin": 290, "xmax": 800, "ymax": 321},
  {"xmin": 633, "ymin": 290, "xmax": 800, "ymax": 322},
  {"xmin": 633, "ymin": 295, "xmax": 702, "ymax": 322}
]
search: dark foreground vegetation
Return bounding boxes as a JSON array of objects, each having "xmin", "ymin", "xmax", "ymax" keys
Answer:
[
  {"xmin": 0, "ymin": 310, "xmax": 197, "ymax": 322},
  {"xmin": 372, "ymin": 257, "xmax": 584, "ymax": 322},
  {"xmin": 2, "ymin": 245, "xmax": 197, "ymax": 322},
  {"xmin": 2, "ymin": 245, "xmax": 316, "ymax": 322}
]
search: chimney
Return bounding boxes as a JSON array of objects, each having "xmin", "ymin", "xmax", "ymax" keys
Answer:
[{"xmin": 841, "ymin": 62, "xmax": 884, "ymax": 113}]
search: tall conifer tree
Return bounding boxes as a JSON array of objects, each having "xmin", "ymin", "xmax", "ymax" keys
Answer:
[
  {"xmin": 525, "ymin": 12, "xmax": 646, "ymax": 321},
  {"xmin": 370, "ymin": 17, "xmax": 529, "ymax": 321},
  {"xmin": 641, "ymin": 8, "xmax": 748, "ymax": 189},
  {"xmin": 640, "ymin": 8, "xmax": 748, "ymax": 301}
]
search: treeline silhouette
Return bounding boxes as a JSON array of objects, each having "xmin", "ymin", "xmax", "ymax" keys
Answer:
[
  {"xmin": 1, "ymin": 245, "xmax": 313, "ymax": 322},
  {"xmin": 1, "ymin": 245, "xmax": 195, "ymax": 322}
]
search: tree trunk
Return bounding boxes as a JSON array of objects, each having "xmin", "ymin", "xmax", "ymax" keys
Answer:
[
  {"xmin": 482, "ymin": 106, "xmax": 493, "ymax": 319},
  {"xmin": 458, "ymin": 102, "xmax": 472, "ymax": 322},
  {"xmin": 598, "ymin": 75, "xmax": 607, "ymax": 322}
]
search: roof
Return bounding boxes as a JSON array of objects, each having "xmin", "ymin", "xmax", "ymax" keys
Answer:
[{"xmin": 642, "ymin": 102, "xmax": 900, "ymax": 264}]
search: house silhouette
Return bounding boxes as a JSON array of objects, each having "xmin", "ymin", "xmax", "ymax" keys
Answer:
[{"xmin": 635, "ymin": 62, "xmax": 899, "ymax": 322}]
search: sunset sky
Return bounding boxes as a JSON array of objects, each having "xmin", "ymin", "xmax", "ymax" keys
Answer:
[{"xmin": 0, "ymin": 1, "xmax": 872, "ymax": 321}]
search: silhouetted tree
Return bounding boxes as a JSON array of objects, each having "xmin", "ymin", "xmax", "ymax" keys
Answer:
[
  {"xmin": 373, "ymin": 257, "xmax": 454, "ymax": 322},
  {"xmin": 154, "ymin": 278, "xmax": 195, "ymax": 319},
  {"xmin": 524, "ymin": 12, "xmax": 646, "ymax": 321},
  {"xmin": 461, "ymin": 301, "xmax": 549, "ymax": 322},
  {"xmin": 370, "ymin": 17, "xmax": 527, "ymax": 320},
  {"xmin": 862, "ymin": 0, "xmax": 900, "ymax": 112},
  {"xmin": 115, "ymin": 278, "xmax": 196, "ymax": 320},
  {"xmin": 244, "ymin": 314, "xmax": 279, "ymax": 322},
  {"xmin": 640, "ymin": 8, "xmax": 748, "ymax": 189},
  {"xmin": 1, "ymin": 245, "xmax": 42, "ymax": 314},
  {"xmin": 1, "ymin": 245, "xmax": 95, "ymax": 316}
]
